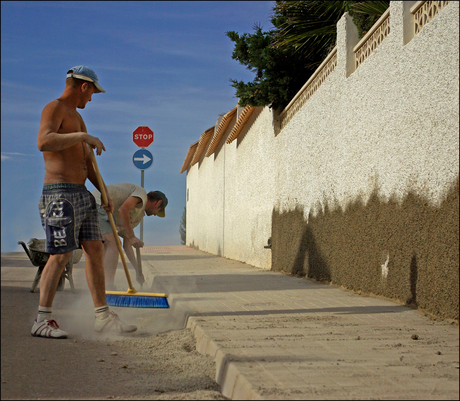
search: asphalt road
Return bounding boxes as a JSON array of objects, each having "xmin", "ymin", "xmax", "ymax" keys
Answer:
[{"xmin": 1, "ymin": 251, "xmax": 225, "ymax": 400}]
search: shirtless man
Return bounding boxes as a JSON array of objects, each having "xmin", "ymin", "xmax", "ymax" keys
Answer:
[{"xmin": 32, "ymin": 65, "xmax": 136, "ymax": 338}]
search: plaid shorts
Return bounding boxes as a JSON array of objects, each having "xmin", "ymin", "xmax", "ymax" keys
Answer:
[{"xmin": 39, "ymin": 183, "xmax": 102, "ymax": 254}]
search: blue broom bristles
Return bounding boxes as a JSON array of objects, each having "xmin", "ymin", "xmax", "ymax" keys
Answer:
[{"xmin": 106, "ymin": 293, "xmax": 169, "ymax": 308}]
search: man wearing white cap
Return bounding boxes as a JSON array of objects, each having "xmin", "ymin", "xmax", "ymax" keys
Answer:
[
  {"xmin": 34, "ymin": 65, "xmax": 137, "ymax": 338},
  {"xmin": 91, "ymin": 184, "xmax": 168, "ymax": 289},
  {"xmin": 65, "ymin": 65, "xmax": 106, "ymax": 93}
]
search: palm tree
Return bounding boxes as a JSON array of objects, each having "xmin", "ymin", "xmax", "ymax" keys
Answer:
[
  {"xmin": 272, "ymin": 1, "xmax": 390, "ymax": 68},
  {"xmin": 226, "ymin": 1, "xmax": 390, "ymax": 108}
]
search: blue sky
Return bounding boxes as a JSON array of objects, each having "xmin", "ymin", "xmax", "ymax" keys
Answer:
[{"xmin": 1, "ymin": 1, "xmax": 275, "ymax": 252}]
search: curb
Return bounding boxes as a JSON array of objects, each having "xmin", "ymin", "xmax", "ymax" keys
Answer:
[{"xmin": 187, "ymin": 316, "xmax": 263, "ymax": 400}]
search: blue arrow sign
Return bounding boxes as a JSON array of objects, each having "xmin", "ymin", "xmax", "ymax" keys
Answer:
[{"xmin": 132, "ymin": 149, "xmax": 153, "ymax": 170}]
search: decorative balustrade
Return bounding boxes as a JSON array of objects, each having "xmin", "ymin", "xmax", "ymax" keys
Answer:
[
  {"xmin": 226, "ymin": 105, "xmax": 255, "ymax": 144},
  {"xmin": 180, "ymin": 141, "xmax": 198, "ymax": 173},
  {"xmin": 279, "ymin": 47, "xmax": 337, "ymax": 130},
  {"xmin": 182, "ymin": 1, "xmax": 456, "ymax": 171},
  {"xmin": 191, "ymin": 127, "xmax": 214, "ymax": 165},
  {"xmin": 411, "ymin": 1, "xmax": 450, "ymax": 35},
  {"xmin": 206, "ymin": 107, "xmax": 237, "ymax": 156},
  {"xmin": 354, "ymin": 8, "xmax": 390, "ymax": 70}
]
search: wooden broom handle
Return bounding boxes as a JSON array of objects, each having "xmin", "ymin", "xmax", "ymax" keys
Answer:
[{"xmin": 89, "ymin": 147, "xmax": 135, "ymax": 291}]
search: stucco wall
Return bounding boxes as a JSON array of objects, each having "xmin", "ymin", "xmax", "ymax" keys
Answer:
[
  {"xmin": 185, "ymin": 1, "xmax": 459, "ymax": 319},
  {"xmin": 187, "ymin": 108, "xmax": 276, "ymax": 269}
]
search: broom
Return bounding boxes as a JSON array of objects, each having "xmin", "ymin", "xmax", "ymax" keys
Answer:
[{"xmin": 89, "ymin": 147, "xmax": 169, "ymax": 308}]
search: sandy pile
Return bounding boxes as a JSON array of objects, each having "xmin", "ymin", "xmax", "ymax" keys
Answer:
[{"xmin": 107, "ymin": 328, "xmax": 228, "ymax": 400}]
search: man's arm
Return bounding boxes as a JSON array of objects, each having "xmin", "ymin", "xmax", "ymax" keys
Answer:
[
  {"xmin": 37, "ymin": 100, "xmax": 105, "ymax": 155},
  {"xmin": 118, "ymin": 196, "xmax": 144, "ymax": 248},
  {"xmin": 122, "ymin": 237, "xmax": 145, "ymax": 286},
  {"xmin": 85, "ymin": 145, "xmax": 114, "ymax": 214}
]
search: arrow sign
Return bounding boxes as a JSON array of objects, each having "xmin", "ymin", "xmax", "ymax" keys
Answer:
[
  {"xmin": 134, "ymin": 154, "xmax": 151, "ymax": 164},
  {"xmin": 132, "ymin": 149, "xmax": 153, "ymax": 170}
]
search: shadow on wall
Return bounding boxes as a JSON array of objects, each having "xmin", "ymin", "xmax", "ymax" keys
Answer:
[{"xmin": 271, "ymin": 177, "xmax": 459, "ymax": 321}]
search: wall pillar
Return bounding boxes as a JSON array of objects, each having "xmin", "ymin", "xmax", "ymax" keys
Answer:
[
  {"xmin": 336, "ymin": 12, "xmax": 360, "ymax": 78},
  {"xmin": 390, "ymin": 1, "xmax": 418, "ymax": 46}
]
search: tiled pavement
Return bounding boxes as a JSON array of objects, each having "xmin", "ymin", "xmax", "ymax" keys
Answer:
[{"xmin": 138, "ymin": 246, "xmax": 459, "ymax": 400}]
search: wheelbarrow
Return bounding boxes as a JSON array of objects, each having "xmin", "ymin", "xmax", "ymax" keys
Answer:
[{"xmin": 18, "ymin": 238, "xmax": 83, "ymax": 293}]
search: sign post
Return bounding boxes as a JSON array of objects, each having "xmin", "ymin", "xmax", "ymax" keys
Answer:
[{"xmin": 132, "ymin": 127, "xmax": 154, "ymax": 242}]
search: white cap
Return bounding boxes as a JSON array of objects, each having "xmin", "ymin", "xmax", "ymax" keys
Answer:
[{"xmin": 66, "ymin": 65, "xmax": 105, "ymax": 93}]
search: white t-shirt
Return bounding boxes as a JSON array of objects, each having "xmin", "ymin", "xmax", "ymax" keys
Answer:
[{"xmin": 91, "ymin": 183, "xmax": 147, "ymax": 236}]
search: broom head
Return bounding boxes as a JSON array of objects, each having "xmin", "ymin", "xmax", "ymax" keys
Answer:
[{"xmin": 106, "ymin": 290, "xmax": 169, "ymax": 308}]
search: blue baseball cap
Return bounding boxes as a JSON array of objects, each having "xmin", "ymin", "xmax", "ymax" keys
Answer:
[{"xmin": 66, "ymin": 65, "xmax": 105, "ymax": 93}]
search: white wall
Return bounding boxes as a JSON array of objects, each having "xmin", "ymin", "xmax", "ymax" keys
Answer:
[
  {"xmin": 186, "ymin": 108, "xmax": 276, "ymax": 268},
  {"xmin": 186, "ymin": 1, "xmax": 459, "ymax": 269}
]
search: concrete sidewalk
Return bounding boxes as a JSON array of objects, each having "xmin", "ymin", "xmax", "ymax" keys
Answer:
[
  {"xmin": 139, "ymin": 246, "xmax": 459, "ymax": 400},
  {"xmin": 2, "ymin": 245, "xmax": 459, "ymax": 400}
]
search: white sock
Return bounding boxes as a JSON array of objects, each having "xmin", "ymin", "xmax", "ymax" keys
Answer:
[
  {"xmin": 95, "ymin": 305, "xmax": 110, "ymax": 320},
  {"xmin": 37, "ymin": 306, "xmax": 52, "ymax": 323}
]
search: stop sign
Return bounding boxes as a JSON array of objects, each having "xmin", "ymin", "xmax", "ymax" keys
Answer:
[{"xmin": 133, "ymin": 126, "xmax": 154, "ymax": 147}]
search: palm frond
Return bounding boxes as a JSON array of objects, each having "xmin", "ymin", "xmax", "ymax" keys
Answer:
[{"xmin": 350, "ymin": 1, "xmax": 390, "ymax": 16}]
